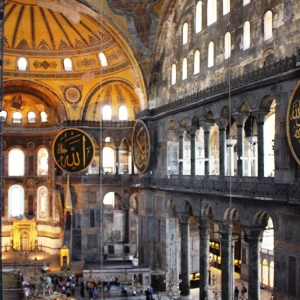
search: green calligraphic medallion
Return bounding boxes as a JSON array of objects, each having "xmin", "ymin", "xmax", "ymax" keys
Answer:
[
  {"xmin": 287, "ymin": 81, "xmax": 300, "ymax": 165},
  {"xmin": 132, "ymin": 120, "xmax": 151, "ymax": 173},
  {"xmin": 53, "ymin": 128, "xmax": 94, "ymax": 173}
]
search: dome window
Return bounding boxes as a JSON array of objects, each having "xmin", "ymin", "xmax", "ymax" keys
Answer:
[
  {"xmin": 40, "ymin": 111, "xmax": 48, "ymax": 123},
  {"xmin": 182, "ymin": 23, "xmax": 188, "ymax": 45},
  {"xmin": 0, "ymin": 110, "xmax": 7, "ymax": 122},
  {"xmin": 99, "ymin": 52, "xmax": 108, "ymax": 67},
  {"xmin": 17, "ymin": 57, "xmax": 28, "ymax": 71},
  {"xmin": 119, "ymin": 105, "xmax": 128, "ymax": 121},
  {"xmin": 102, "ymin": 104, "xmax": 112, "ymax": 121},
  {"xmin": 12, "ymin": 111, "xmax": 22, "ymax": 123},
  {"xmin": 28, "ymin": 111, "xmax": 36, "ymax": 123},
  {"xmin": 171, "ymin": 63, "xmax": 176, "ymax": 85},
  {"xmin": 63, "ymin": 58, "xmax": 73, "ymax": 72},
  {"xmin": 195, "ymin": 2, "xmax": 202, "ymax": 33}
]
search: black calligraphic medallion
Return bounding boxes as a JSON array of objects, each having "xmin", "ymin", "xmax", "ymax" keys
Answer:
[
  {"xmin": 52, "ymin": 128, "xmax": 94, "ymax": 173},
  {"xmin": 287, "ymin": 81, "xmax": 300, "ymax": 165},
  {"xmin": 132, "ymin": 120, "xmax": 151, "ymax": 173}
]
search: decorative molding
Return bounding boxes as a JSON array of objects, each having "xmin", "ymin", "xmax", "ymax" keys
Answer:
[{"xmin": 283, "ymin": 0, "xmax": 294, "ymax": 28}]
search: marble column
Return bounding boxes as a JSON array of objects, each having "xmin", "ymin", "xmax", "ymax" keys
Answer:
[
  {"xmin": 244, "ymin": 227, "xmax": 263, "ymax": 300},
  {"xmin": 179, "ymin": 214, "xmax": 192, "ymax": 299},
  {"xmin": 219, "ymin": 223, "xmax": 233, "ymax": 300},
  {"xmin": 215, "ymin": 118, "xmax": 228, "ymax": 178},
  {"xmin": 176, "ymin": 128, "xmax": 185, "ymax": 176},
  {"xmin": 124, "ymin": 206, "xmax": 130, "ymax": 244},
  {"xmin": 115, "ymin": 146, "xmax": 120, "ymax": 175},
  {"xmin": 233, "ymin": 113, "xmax": 249, "ymax": 178},
  {"xmin": 188, "ymin": 126, "xmax": 198, "ymax": 177},
  {"xmin": 202, "ymin": 123, "xmax": 213, "ymax": 177},
  {"xmin": 198, "ymin": 218, "xmax": 210, "ymax": 300},
  {"xmin": 252, "ymin": 110, "xmax": 268, "ymax": 180}
]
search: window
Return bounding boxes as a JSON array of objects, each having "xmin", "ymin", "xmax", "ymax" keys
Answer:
[
  {"xmin": 207, "ymin": 0, "xmax": 217, "ymax": 26},
  {"xmin": 223, "ymin": 0, "xmax": 230, "ymax": 15},
  {"xmin": 224, "ymin": 32, "xmax": 231, "ymax": 59},
  {"xmin": 243, "ymin": 21, "xmax": 251, "ymax": 50},
  {"xmin": 40, "ymin": 111, "xmax": 48, "ymax": 123},
  {"xmin": 195, "ymin": 1, "xmax": 202, "ymax": 33},
  {"xmin": 182, "ymin": 58, "xmax": 187, "ymax": 80},
  {"xmin": 27, "ymin": 111, "xmax": 36, "ymax": 123},
  {"xmin": 37, "ymin": 148, "xmax": 49, "ymax": 175},
  {"xmin": 9, "ymin": 185, "xmax": 24, "ymax": 218},
  {"xmin": 103, "ymin": 147, "xmax": 115, "ymax": 173},
  {"xmin": 17, "ymin": 57, "xmax": 28, "ymax": 71},
  {"xmin": 119, "ymin": 105, "xmax": 128, "ymax": 121},
  {"xmin": 182, "ymin": 23, "xmax": 188, "ymax": 45},
  {"xmin": 38, "ymin": 186, "xmax": 48, "ymax": 219},
  {"xmin": 194, "ymin": 50, "xmax": 200, "ymax": 74},
  {"xmin": 243, "ymin": 0, "xmax": 250, "ymax": 5},
  {"xmin": 63, "ymin": 58, "xmax": 73, "ymax": 72},
  {"xmin": 99, "ymin": 52, "xmax": 108, "ymax": 67},
  {"xmin": 171, "ymin": 63, "xmax": 176, "ymax": 85},
  {"xmin": 0, "ymin": 110, "xmax": 7, "ymax": 122},
  {"xmin": 9, "ymin": 148, "xmax": 25, "ymax": 176},
  {"xmin": 102, "ymin": 105, "xmax": 112, "ymax": 121},
  {"xmin": 12, "ymin": 111, "xmax": 22, "ymax": 123},
  {"xmin": 208, "ymin": 41, "xmax": 214, "ymax": 67},
  {"xmin": 264, "ymin": 10, "xmax": 273, "ymax": 41}
]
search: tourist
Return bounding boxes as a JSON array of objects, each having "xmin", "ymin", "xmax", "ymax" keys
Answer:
[{"xmin": 234, "ymin": 286, "xmax": 239, "ymax": 300}]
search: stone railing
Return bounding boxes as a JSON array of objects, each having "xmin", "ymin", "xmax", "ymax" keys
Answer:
[
  {"xmin": 137, "ymin": 55, "xmax": 298, "ymax": 119},
  {"xmin": 136, "ymin": 175, "xmax": 300, "ymax": 203},
  {"xmin": 63, "ymin": 120, "xmax": 136, "ymax": 128}
]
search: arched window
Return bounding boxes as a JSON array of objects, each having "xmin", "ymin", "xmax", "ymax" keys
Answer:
[
  {"xmin": 223, "ymin": 0, "xmax": 230, "ymax": 15},
  {"xmin": 17, "ymin": 57, "xmax": 28, "ymax": 71},
  {"xmin": 119, "ymin": 105, "xmax": 128, "ymax": 121},
  {"xmin": 40, "ymin": 111, "xmax": 48, "ymax": 123},
  {"xmin": 102, "ymin": 105, "xmax": 112, "ymax": 121},
  {"xmin": 207, "ymin": 0, "xmax": 217, "ymax": 26},
  {"xmin": 194, "ymin": 50, "xmax": 200, "ymax": 74},
  {"xmin": 243, "ymin": 21, "xmax": 251, "ymax": 50},
  {"xmin": 27, "ymin": 111, "xmax": 36, "ymax": 123},
  {"xmin": 103, "ymin": 192, "xmax": 115, "ymax": 207},
  {"xmin": 182, "ymin": 23, "xmax": 188, "ymax": 45},
  {"xmin": 38, "ymin": 186, "xmax": 48, "ymax": 219},
  {"xmin": 195, "ymin": 1, "xmax": 202, "ymax": 33},
  {"xmin": 243, "ymin": 0, "xmax": 250, "ymax": 5},
  {"xmin": 182, "ymin": 58, "xmax": 187, "ymax": 80},
  {"xmin": 0, "ymin": 110, "xmax": 7, "ymax": 122},
  {"xmin": 9, "ymin": 148, "xmax": 25, "ymax": 176},
  {"xmin": 103, "ymin": 147, "xmax": 115, "ymax": 173},
  {"xmin": 99, "ymin": 52, "xmax": 108, "ymax": 67},
  {"xmin": 208, "ymin": 41, "xmax": 214, "ymax": 68},
  {"xmin": 63, "ymin": 58, "xmax": 73, "ymax": 72},
  {"xmin": 12, "ymin": 111, "xmax": 22, "ymax": 123},
  {"xmin": 9, "ymin": 185, "xmax": 24, "ymax": 218},
  {"xmin": 37, "ymin": 148, "xmax": 49, "ymax": 175},
  {"xmin": 171, "ymin": 63, "xmax": 176, "ymax": 85},
  {"xmin": 264, "ymin": 10, "xmax": 273, "ymax": 41},
  {"xmin": 224, "ymin": 32, "xmax": 231, "ymax": 59}
]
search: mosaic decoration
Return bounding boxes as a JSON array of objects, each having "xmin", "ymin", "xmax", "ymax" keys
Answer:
[
  {"xmin": 283, "ymin": 0, "xmax": 294, "ymax": 28},
  {"xmin": 33, "ymin": 60, "xmax": 57, "ymax": 69},
  {"xmin": 61, "ymin": 85, "xmax": 83, "ymax": 104},
  {"xmin": 76, "ymin": 57, "xmax": 97, "ymax": 68}
]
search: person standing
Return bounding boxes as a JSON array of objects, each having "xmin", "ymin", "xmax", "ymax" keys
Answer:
[
  {"xmin": 211, "ymin": 274, "xmax": 216, "ymax": 285},
  {"xmin": 270, "ymin": 293, "xmax": 274, "ymax": 300},
  {"xmin": 241, "ymin": 283, "xmax": 247, "ymax": 299},
  {"xmin": 234, "ymin": 286, "xmax": 239, "ymax": 300}
]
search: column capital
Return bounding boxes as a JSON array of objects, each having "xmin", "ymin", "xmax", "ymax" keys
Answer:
[
  {"xmin": 175, "ymin": 127, "xmax": 186, "ymax": 137},
  {"xmin": 186, "ymin": 125, "xmax": 198, "ymax": 135},
  {"xmin": 252, "ymin": 109, "xmax": 269, "ymax": 124},
  {"xmin": 178, "ymin": 213, "xmax": 191, "ymax": 224},
  {"xmin": 243, "ymin": 226, "xmax": 264, "ymax": 240},
  {"xmin": 200, "ymin": 121, "xmax": 214, "ymax": 133},
  {"xmin": 215, "ymin": 117, "xmax": 228, "ymax": 130},
  {"xmin": 232, "ymin": 112, "xmax": 249, "ymax": 127}
]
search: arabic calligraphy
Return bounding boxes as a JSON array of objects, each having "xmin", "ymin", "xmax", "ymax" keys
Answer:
[
  {"xmin": 287, "ymin": 82, "xmax": 300, "ymax": 165},
  {"xmin": 132, "ymin": 120, "xmax": 151, "ymax": 173},
  {"xmin": 53, "ymin": 128, "xmax": 94, "ymax": 173}
]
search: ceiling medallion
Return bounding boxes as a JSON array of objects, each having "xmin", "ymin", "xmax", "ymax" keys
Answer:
[
  {"xmin": 27, "ymin": 142, "xmax": 35, "ymax": 150},
  {"xmin": 2, "ymin": 141, "xmax": 6, "ymax": 149},
  {"xmin": 52, "ymin": 128, "xmax": 95, "ymax": 173},
  {"xmin": 64, "ymin": 86, "xmax": 82, "ymax": 104},
  {"xmin": 27, "ymin": 179, "xmax": 35, "ymax": 187},
  {"xmin": 132, "ymin": 120, "xmax": 151, "ymax": 173}
]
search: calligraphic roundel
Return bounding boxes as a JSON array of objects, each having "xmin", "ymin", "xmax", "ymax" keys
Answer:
[
  {"xmin": 132, "ymin": 120, "xmax": 151, "ymax": 173},
  {"xmin": 287, "ymin": 81, "xmax": 300, "ymax": 165},
  {"xmin": 53, "ymin": 128, "xmax": 95, "ymax": 173}
]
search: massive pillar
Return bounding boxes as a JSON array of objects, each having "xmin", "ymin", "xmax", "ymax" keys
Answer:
[
  {"xmin": 178, "ymin": 213, "xmax": 192, "ymax": 299},
  {"xmin": 219, "ymin": 222, "xmax": 233, "ymax": 300},
  {"xmin": 244, "ymin": 227, "xmax": 263, "ymax": 300}
]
